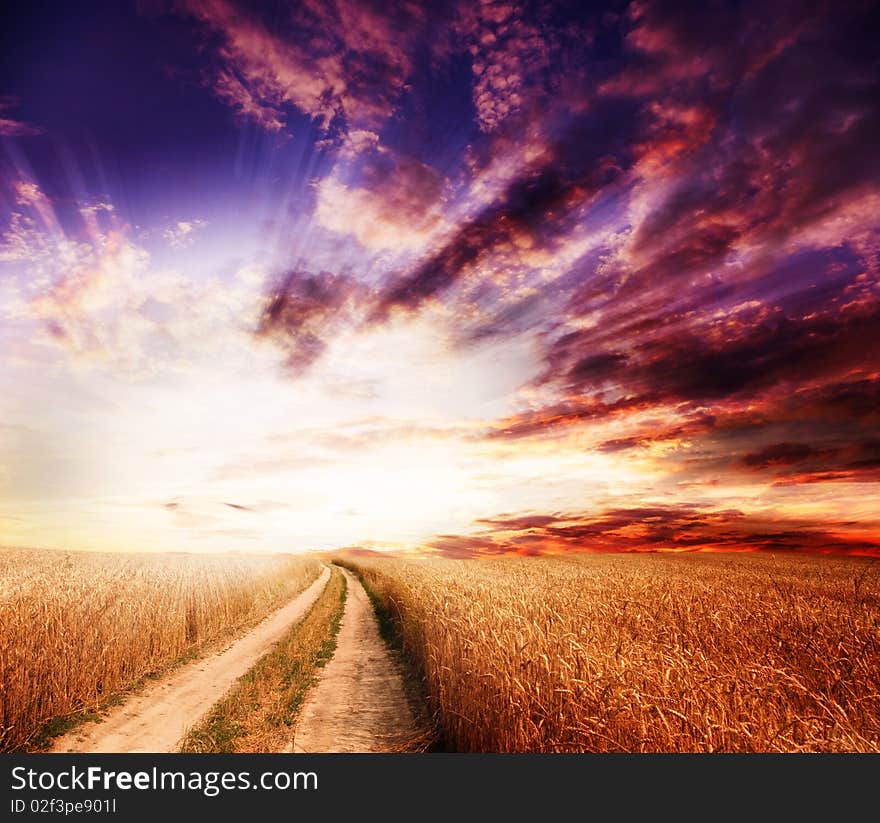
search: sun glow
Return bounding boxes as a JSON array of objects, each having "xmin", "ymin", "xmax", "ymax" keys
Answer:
[{"xmin": 1, "ymin": 0, "xmax": 878, "ymax": 556}]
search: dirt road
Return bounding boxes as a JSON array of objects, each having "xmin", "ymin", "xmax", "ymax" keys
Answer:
[
  {"xmin": 51, "ymin": 566, "xmax": 330, "ymax": 753},
  {"xmin": 290, "ymin": 567, "xmax": 423, "ymax": 752}
]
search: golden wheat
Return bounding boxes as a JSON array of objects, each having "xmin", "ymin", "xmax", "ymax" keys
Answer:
[
  {"xmin": 0, "ymin": 547, "xmax": 320, "ymax": 752},
  {"xmin": 345, "ymin": 552, "xmax": 880, "ymax": 752}
]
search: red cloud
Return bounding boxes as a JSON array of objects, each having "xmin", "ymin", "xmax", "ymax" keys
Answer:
[
  {"xmin": 179, "ymin": 0, "xmax": 426, "ymax": 131},
  {"xmin": 427, "ymin": 506, "xmax": 880, "ymax": 558}
]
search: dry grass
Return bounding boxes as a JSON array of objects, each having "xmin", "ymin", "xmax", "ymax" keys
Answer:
[
  {"xmin": 344, "ymin": 552, "xmax": 880, "ymax": 752},
  {"xmin": 0, "ymin": 547, "xmax": 320, "ymax": 752},
  {"xmin": 179, "ymin": 566, "xmax": 346, "ymax": 753}
]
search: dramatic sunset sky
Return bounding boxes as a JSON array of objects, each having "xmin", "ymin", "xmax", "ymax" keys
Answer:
[{"xmin": 1, "ymin": 0, "xmax": 878, "ymax": 555}]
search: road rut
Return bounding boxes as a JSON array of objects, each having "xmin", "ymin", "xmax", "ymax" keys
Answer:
[
  {"xmin": 290, "ymin": 567, "xmax": 423, "ymax": 752},
  {"xmin": 51, "ymin": 567, "xmax": 331, "ymax": 753}
]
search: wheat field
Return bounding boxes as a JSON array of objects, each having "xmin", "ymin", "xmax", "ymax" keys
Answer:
[
  {"xmin": 0, "ymin": 547, "xmax": 320, "ymax": 752},
  {"xmin": 345, "ymin": 552, "xmax": 880, "ymax": 752}
]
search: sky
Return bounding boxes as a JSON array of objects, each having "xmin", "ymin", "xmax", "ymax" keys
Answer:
[{"xmin": 0, "ymin": 0, "xmax": 878, "ymax": 556}]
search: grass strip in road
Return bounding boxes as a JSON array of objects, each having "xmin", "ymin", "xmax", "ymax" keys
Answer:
[{"xmin": 179, "ymin": 566, "xmax": 346, "ymax": 752}]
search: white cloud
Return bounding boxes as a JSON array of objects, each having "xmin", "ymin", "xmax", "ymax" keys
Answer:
[
  {"xmin": 162, "ymin": 219, "xmax": 209, "ymax": 248},
  {"xmin": 314, "ymin": 156, "xmax": 447, "ymax": 253},
  {"xmin": 0, "ymin": 181, "xmax": 255, "ymax": 378}
]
